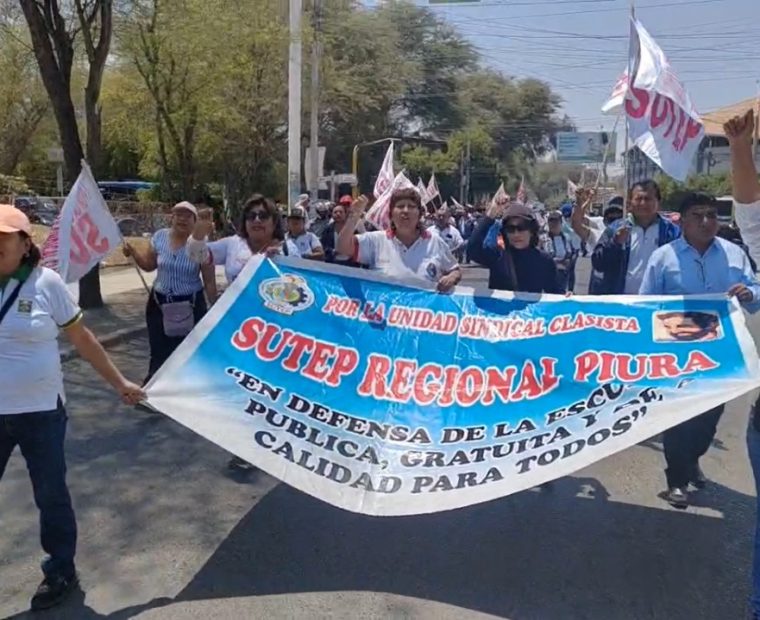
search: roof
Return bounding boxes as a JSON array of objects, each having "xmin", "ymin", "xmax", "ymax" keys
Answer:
[{"xmin": 701, "ymin": 97, "xmax": 760, "ymax": 137}]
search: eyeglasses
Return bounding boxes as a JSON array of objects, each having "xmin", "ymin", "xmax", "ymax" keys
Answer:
[
  {"xmin": 246, "ymin": 210, "xmax": 272, "ymax": 222},
  {"xmin": 505, "ymin": 224, "xmax": 530, "ymax": 233}
]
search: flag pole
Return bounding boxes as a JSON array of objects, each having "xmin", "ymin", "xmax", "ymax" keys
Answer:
[{"xmin": 623, "ymin": 1, "xmax": 635, "ymax": 219}]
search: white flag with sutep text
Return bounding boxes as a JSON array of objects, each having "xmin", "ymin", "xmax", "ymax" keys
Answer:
[
  {"xmin": 625, "ymin": 17, "xmax": 704, "ymax": 181},
  {"xmin": 366, "ymin": 171, "xmax": 416, "ymax": 230},
  {"xmin": 41, "ymin": 161, "xmax": 122, "ymax": 283},
  {"xmin": 417, "ymin": 178, "xmax": 430, "ymax": 204},
  {"xmin": 373, "ymin": 142, "xmax": 395, "ymax": 198}
]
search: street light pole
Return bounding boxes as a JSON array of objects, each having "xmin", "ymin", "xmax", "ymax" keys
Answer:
[
  {"xmin": 288, "ymin": 0, "xmax": 303, "ymax": 214},
  {"xmin": 308, "ymin": 0, "xmax": 321, "ymax": 204}
]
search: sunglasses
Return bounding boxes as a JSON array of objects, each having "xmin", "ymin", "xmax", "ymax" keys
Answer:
[
  {"xmin": 505, "ymin": 224, "xmax": 530, "ymax": 233},
  {"xmin": 246, "ymin": 210, "xmax": 272, "ymax": 222}
]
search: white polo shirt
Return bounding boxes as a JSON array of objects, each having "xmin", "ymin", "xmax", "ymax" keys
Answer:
[
  {"xmin": 353, "ymin": 230, "xmax": 458, "ymax": 283},
  {"xmin": 288, "ymin": 231, "xmax": 323, "ymax": 256},
  {"xmin": 624, "ymin": 222, "xmax": 660, "ymax": 294},
  {"xmin": 427, "ymin": 224, "xmax": 464, "ymax": 252},
  {"xmin": 0, "ymin": 267, "xmax": 82, "ymax": 415}
]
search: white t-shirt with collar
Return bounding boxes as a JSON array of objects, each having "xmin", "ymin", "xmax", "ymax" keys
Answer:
[
  {"xmin": 427, "ymin": 224, "xmax": 465, "ymax": 252},
  {"xmin": 0, "ymin": 267, "xmax": 82, "ymax": 415},
  {"xmin": 354, "ymin": 230, "xmax": 458, "ymax": 283},
  {"xmin": 288, "ymin": 231, "xmax": 323, "ymax": 257}
]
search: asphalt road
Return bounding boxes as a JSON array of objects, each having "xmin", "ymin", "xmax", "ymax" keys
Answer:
[{"xmin": 2, "ymin": 259, "xmax": 760, "ymax": 619}]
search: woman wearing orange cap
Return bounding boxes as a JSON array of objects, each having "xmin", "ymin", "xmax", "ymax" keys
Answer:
[{"xmin": 0, "ymin": 204, "xmax": 143, "ymax": 610}]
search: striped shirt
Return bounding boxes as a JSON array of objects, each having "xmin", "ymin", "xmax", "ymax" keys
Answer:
[{"xmin": 151, "ymin": 228, "xmax": 204, "ymax": 296}]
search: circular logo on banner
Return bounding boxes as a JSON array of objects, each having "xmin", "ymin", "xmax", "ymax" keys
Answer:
[{"xmin": 258, "ymin": 274, "xmax": 314, "ymax": 315}]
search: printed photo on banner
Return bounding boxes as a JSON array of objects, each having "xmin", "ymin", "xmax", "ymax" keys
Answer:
[{"xmin": 652, "ymin": 311, "xmax": 722, "ymax": 343}]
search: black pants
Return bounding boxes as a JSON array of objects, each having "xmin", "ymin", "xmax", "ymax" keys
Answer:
[
  {"xmin": 145, "ymin": 290, "xmax": 207, "ymax": 384},
  {"xmin": 663, "ymin": 404, "xmax": 725, "ymax": 488},
  {"xmin": 0, "ymin": 401, "xmax": 77, "ymax": 580}
]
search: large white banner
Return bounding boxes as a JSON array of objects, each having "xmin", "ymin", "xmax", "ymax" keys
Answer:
[
  {"xmin": 626, "ymin": 18, "xmax": 704, "ymax": 181},
  {"xmin": 146, "ymin": 257, "xmax": 760, "ymax": 516},
  {"xmin": 41, "ymin": 162, "xmax": 122, "ymax": 282}
]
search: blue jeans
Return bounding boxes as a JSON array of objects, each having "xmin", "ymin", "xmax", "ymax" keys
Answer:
[
  {"xmin": 0, "ymin": 401, "xmax": 77, "ymax": 579},
  {"xmin": 747, "ymin": 410, "xmax": 760, "ymax": 616}
]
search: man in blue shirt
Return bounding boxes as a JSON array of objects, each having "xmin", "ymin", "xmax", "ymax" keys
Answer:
[
  {"xmin": 592, "ymin": 180, "xmax": 680, "ymax": 295},
  {"xmin": 640, "ymin": 191, "xmax": 760, "ymax": 508}
]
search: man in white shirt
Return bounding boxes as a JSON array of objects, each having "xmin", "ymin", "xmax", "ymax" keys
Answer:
[
  {"xmin": 286, "ymin": 206, "xmax": 324, "ymax": 260},
  {"xmin": 724, "ymin": 108, "xmax": 760, "ymax": 620},
  {"xmin": 427, "ymin": 205, "xmax": 464, "ymax": 254}
]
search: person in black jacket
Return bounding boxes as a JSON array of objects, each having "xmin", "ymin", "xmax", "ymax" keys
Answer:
[
  {"xmin": 467, "ymin": 202, "xmax": 562, "ymax": 294},
  {"xmin": 320, "ymin": 199, "xmax": 364, "ymax": 267}
]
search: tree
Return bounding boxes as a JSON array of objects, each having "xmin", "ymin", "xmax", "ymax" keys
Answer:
[
  {"xmin": 19, "ymin": 0, "xmax": 113, "ymax": 308},
  {"xmin": 0, "ymin": 13, "xmax": 48, "ymax": 174}
]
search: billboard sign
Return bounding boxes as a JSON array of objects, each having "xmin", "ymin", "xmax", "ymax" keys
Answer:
[{"xmin": 557, "ymin": 132, "xmax": 616, "ymax": 163}]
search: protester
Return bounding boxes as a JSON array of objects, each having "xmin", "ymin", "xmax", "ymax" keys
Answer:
[
  {"xmin": 639, "ymin": 191, "xmax": 760, "ymax": 508},
  {"xmin": 310, "ymin": 201, "xmax": 332, "ymax": 238},
  {"xmin": 545, "ymin": 211, "xmax": 577, "ymax": 293},
  {"xmin": 187, "ymin": 195, "xmax": 299, "ymax": 471},
  {"xmin": 559, "ymin": 203, "xmax": 582, "ymax": 289},
  {"xmin": 123, "ymin": 201, "xmax": 217, "ymax": 385},
  {"xmin": 287, "ymin": 206, "xmax": 324, "ymax": 260},
  {"xmin": 468, "ymin": 201, "xmax": 562, "ymax": 294},
  {"xmin": 428, "ymin": 205, "xmax": 465, "ymax": 254},
  {"xmin": 336, "ymin": 190, "xmax": 461, "ymax": 292},
  {"xmin": 592, "ymin": 180, "xmax": 680, "ymax": 295},
  {"xmin": 0, "ymin": 204, "xmax": 144, "ymax": 610},
  {"xmin": 571, "ymin": 192, "xmax": 624, "ymax": 294},
  {"xmin": 724, "ymin": 108, "xmax": 760, "ymax": 620},
  {"xmin": 321, "ymin": 199, "xmax": 365, "ymax": 267}
]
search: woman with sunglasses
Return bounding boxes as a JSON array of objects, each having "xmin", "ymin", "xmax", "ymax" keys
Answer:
[
  {"xmin": 468, "ymin": 201, "xmax": 562, "ymax": 295},
  {"xmin": 336, "ymin": 189, "xmax": 461, "ymax": 292},
  {"xmin": 187, "ymin": 195, "xmax": 299, "ymax": 285},
  {"xmin": 187, "ymin": 194, "xmax": 299, "ymax": 471}
]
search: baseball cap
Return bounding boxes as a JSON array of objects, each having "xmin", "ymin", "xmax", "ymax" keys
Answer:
[
  {"xmin": 0, "ymin": 204, "xmax": 32, "ymax": 235},
  {"xmin": 172, "ymin": 201, "xmax": 198, "ymax": 217},
  {"xmin": 503, "ymin": 203, "xmax": 535, "ymax": 222},
  {"xmin": 288, "ymin": 205, "xmax": 307, "ymax": 219},
  {"xmin": 338, "ymin": 195, "xmax": 353, "ymax": 205}
]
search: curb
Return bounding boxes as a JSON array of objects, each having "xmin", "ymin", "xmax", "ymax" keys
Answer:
[{"xmin": 60, "ymin": 325, "xmax": 148, "ymax": 362}]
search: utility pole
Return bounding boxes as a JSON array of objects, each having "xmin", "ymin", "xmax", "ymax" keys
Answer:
[
  {"xmin": 288, "ymin": 0, "xmax": 303, "ymax": 213},
  {"xmin": 459, "ymin": 146, "xmax": 465, "ymax": 205},
  {"xmin": 308, "ymin": 0, "xmax": 322, "ymax": 204},
  {"xmin": 464, "ymin": 138, "xmax": 471, "ymax": 204}
]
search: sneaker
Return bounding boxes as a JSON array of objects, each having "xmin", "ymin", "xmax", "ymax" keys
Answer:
[
  {"xmin": 30, "ymin": 573, "xmax": 78, "ymax": 610},
  {"xmin": 663, "ymin": 486, "xmax": 689, "ymax": 509},
  {"xmin": 689, "ymin": 466, "xmax": 708, "ymax": 491},
  {"xmin": 228, "ymin": 456, "xmax": 256, "ymax": 472}
]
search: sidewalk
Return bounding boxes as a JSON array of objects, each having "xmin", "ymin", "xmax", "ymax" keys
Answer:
[{"xmin": 60, "ymin": 268, "xmax": 154, "ymax": 361}]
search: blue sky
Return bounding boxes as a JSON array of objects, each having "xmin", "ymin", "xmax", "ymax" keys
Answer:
[{"xmin": 364, "ymin": 0, "xmax": 760, "ymax": 133}]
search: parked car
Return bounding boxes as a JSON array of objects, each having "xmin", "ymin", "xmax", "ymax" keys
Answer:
[{"xmin": 14, "ymin": 196, "xmax": 59, "ymax": 226}]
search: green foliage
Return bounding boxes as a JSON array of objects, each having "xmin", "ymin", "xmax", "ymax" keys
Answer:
[
  {"xmin": 5, "ymin": 0, "xmax": 572, "ymax": 204},
  {"xmin": 657, "ymin": 173, "xmax": 733, "ymax": 210}
]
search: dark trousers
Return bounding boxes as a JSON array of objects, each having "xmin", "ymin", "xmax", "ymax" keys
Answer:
[
  {"xmin": 663, "ymin": 404, "xmax": 725, "ymax": 488},
  {"xmin": 0, "ymin": 402, "xmax": 77, "ymax": 579},
  {"xmin": 567, "ymin": 258, "xmax": 577, "ymax": 292},
  {"xmin": 145, "ymin": 290, "xmax": 207, "ymax": 384},
  {"xmin": 555, "ymin": 268, "xmax": 569, "ymax": 293}
]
